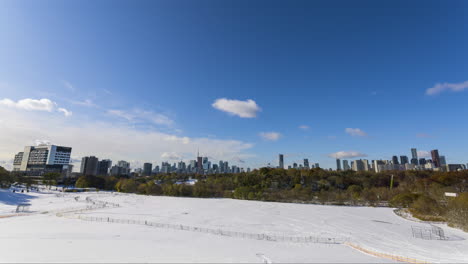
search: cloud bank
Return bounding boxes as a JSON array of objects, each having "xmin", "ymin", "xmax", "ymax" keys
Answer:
[
  {"xmin": 426, "ymin": 80, "xmax": 468, "ymax": 95},
  {"xmin": 345, "ymin": 128, "xmax": 368, "ymax": 137},
  {"xmin": 0, "ymin": 107, "xmax": 253, "ymax": 171},
  {"xmin": 0, "ymin": 98, "xmax": 72, "ymax": 117},
  {"xmin": 107, "ymin": 109, "xmax": 174, "ymax": 127},
  {"xmin": 259, "ymin": 132, "xmax": 281, "ymax": 141},
  {"xmin": 328, "ymin": 151, "xmax": 367, "ymax": 159},
  {"xmin": 212, "ymin": 98, "xmax": 260, "ymax": 118}
]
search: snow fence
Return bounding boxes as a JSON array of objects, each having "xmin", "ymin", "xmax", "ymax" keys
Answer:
[
  {"xmin": 345, "ymin": 242, "xmax": 429, "ymax": 264},
  {"xmin": 56, "ymin": 197, "xmax": 347, "ymax": 244}
]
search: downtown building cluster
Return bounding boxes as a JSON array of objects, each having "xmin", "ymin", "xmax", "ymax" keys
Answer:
[
  {"xmin": 79, "ymin": 155, "xmax": 250, "ymax": 177},
  {"xmin": 335, "ymin": 148, "xmax": 467, "ymax": 173},
  {"xmin": 277, "ymin": 154, "xmax": 320, "ymax": 170},
  {"xmin": 11, "ymin": 143, "xmax": 249, "ymax": 177}
]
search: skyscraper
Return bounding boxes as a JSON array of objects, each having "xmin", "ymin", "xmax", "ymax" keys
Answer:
[
  {"xmin": 419, "ymin": 158, "xmax": 427, "ymax": 165},
  {"xmin": 279, "ymin": 154, "xmax": 284, "ymax": 169},
  {"xmin": 143, "ymin": 162, "xmax": 153, "ymax": 176},
  {"xmin": 336, "ymin": 158, "xmax": 341, "ymax": 170},
  {"xmin": 303, "ymin": 158, "xmax": 309, "ymax": 169},
  {"xmin": 392, "ymin": 156, "xmax": 399, "ymax": 165},
  {"xmin": 197, "ymin": 156, "xmax": 203, "ymax": 173},
  {"xmin": 81, "ymin": 156, "xmax": 99, "ymax": 176},
  {"xmin": 97, "ymin": 159, "xmax": 112, "ymax": 176},
  {"xmin": 411, "ymin": 148, "xmax": 418, "ymax": 160},
  {"xmin": 440, "ymin": 156, "xmax": 447, "ymax": 166},
  {"xmin": 400, "ymin": 156, "xmax": 409, "ymax": 165},
  {"xmin": 431, "ymin": 149, "xmax": 441, "ymax": 168},
  {"xmin": 343, "ymin": 160, "xmax": 350, "ymax": 170}
]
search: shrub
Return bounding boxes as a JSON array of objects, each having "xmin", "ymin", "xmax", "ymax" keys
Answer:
[
  {"xmin": 446, "ymin": 193, "xmax": 468, "ymax": 231},
  {"xmin": 389, "ymin": 192, "xmax": 420, "ymax": 208}
]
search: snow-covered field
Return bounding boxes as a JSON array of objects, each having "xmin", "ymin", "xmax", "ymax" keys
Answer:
[{"xmin": 1, "ymin": 188, "xmax": 467, "ymax": 263}]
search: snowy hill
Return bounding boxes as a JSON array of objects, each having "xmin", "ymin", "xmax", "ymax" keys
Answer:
[{"xmin": 0, "ymin": 188, "xmax": 467, "ymax": 263}]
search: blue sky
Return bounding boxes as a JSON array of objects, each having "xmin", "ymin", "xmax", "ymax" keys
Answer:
[{"xmin": 1, "ymin": 0, "xmax": 468, "ymax": 170}]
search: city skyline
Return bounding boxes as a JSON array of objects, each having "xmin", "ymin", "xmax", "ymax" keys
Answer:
[{"xmin": 1, "ymin": 1, "xmax": 468, "ymax": 170}]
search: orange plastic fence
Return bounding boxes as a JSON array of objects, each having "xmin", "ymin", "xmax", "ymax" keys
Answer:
[{"xmin": 345, "ymin": 242, "xmax": 429, "ymax": 264}]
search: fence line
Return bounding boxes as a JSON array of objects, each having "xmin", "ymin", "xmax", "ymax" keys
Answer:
[
  {"xmin": 345, "ymin": 242, "xmax": 430, "ymax": 264},
  {"xmin": 56, "ymin": 197, "xmax": 346, "ymax": 244},
  {"xmin": 65, "ymin": 213, "xmax": 347, "ymax": 244}
]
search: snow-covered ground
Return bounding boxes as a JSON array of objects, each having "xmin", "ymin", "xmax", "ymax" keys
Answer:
[{"xmin": 1, "ymin": 188, "xmax": 467, "ymax": 263}]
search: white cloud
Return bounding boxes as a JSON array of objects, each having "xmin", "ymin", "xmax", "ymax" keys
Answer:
[
  {"xmin": 0, "ymin": 107, "xmax": 253, "ymax": 171},
  {"xmin": 72, "ymin": 99, "xmax": 96, "ymax": 108},
  {"xmin": 299, "ymin": 125, "xmax": 310, "ymax": 130},
  {"xmin": 426, "ymin": 80, "xmax": 468, "ymax": 95},
  {"xmin": 0, "ymin": 98, "xmax": 72, "ymax": 117},
  {"xmin": 161, "ymin": 152, "xmax": 182, "ymax": 160},
  {"xmin": 58, "ymin": 108, "xmax": 73, "ymax": 117},
  {"xmin": 107, "ymin": 109, "xmax": 174, "ymax": 127},
  {"xmin": 212, "ymin": 98, "xmax": 261, "ymax": 118},
  {"xmin": 328, "ymin": 151, "xmax": 367, "ymax": 159},
  {"xmin": 259, "ymin": 132, "xmax": 281, "ymax": 141},
  {"xmin": 417, "ymin": 151, "xmax": 431, "ymax": 158},
  {"xmin": 34, "ymin": 139, "xmax": 51, "ymax": 146},
  {"xmin": 345, "ymin": 128, "xmax": 368, "ymax": 137}
]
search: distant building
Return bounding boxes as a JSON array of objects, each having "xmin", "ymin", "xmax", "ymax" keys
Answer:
[
  {"xmin": 431, "ymin": 149, "xmax": 441, "ymax": 168},
  {"xmin": 143, "ymin": 163, "xmax": 152, "ymax": 176},
  {"xmin": 336, "ymin": 158, "xmax": 341, "ymax": 171},
  {"xmin": 314, "ymin": 163, "xmax": 320, "ymax": 168},
  {"xmin": 440, "ymin": 156, "xmax": 447, "ymax": 166},
  {"xmin": 279, "ymin": 154, "xmax": 284, "ymax": 169},
  {"xmin": 446, "ymin": 164, "xmax": 463, "ymax": 172},
  {"xmin": 303, "ymin": 158, "xmax": 309, "ymax": 169},
  {"xmin": 373, "ymin": 160, "xmax": 386, "ymax": 172},
  {"xmin": 419, "ymin": 158, "xmax": 427, "ymax": 165},
  {"xmin": 293, "ymin": 163, "xmax": 298, "ymax": 169},
  {"xmin": 97, "ymin": 159, "xmax": 112, "ymax": 176},
  {"xmin": 13, "ymin": 144, "xmax": 72, "ymax": 176},
  {"xmin": 352, "ymin": 159, "xmax": 367, "ymax": 171},
  {"xmin": 81, "ymin": 156, "xmax": 99, "ymax": 176},
  {"xmin": 411, "ymin": 148, "xmax": 418, "ymax": 161},
  {"xmin": 110, "ymin": 160, "xmax": 131, "ymax": 176},
  {"xmin": 392, "ymin": 156, "xmax": 399, "ymax": 165},
  {"xmin": 343, "ymin": 160, "xmax": 350, "ymax": 170},
  {"xmin": 400, "ymin": 156, "xmax": 409, "ymax": 165}
]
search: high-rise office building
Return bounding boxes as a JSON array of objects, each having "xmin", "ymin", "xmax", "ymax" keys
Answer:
[
  {"xmin": 314, "ymin": 163, "xmax": 320, "ymax": 168},
  {"xmin": 293, "ymin": 162, "xmax": 298, "ymax": 169},
  {"xmin": 343, "ymin": 160, "xmax": 350, "ymax": 170},
  {"xmin": 13, "ymin": 144, "xmax": 72, "ymax": 175},
  {"xmin": 431, "ymin": 149, "xmax": 441, "ymax": 168},
  {"xmin": 419, "ymin": 158, "xmax": 427, "ymax": 165},
  {"xmin": 336, "ymin": 158, "xmax": 341, "ymax": 170},
  {"xmin": 439, "ymin": 156, "xmax": 447, "ymax": 166},
  {"xmin": 197, "ymin": 156, "xmax": 203, "ymax": 173},
  {"xmin": 400, "ymin": 156, "xmax": 409, "ymax": 165},
  {"xmin": 392, "ymin": 156, "xmax": 399, "ymax": 165},
  {"xmin": 97, "ymin": 159, "xmax": 112, "ymax": 175},
  {"xmin": 143, "ymin": 162, "xmax": 153, "ymax": 176},
  {"xmin": 81, "ymin": 156, "xmax": 99, "ymax": 176},
  {"xmin": 279, "ymin": 154, "xmax": 284, "ymax": 169},
  {"xmin": 411, "ymin": 148, "xmax": 418, "ymax": 159},
  {"xmin": 352, "ymin": 159, "xmax": 366, "ymax": 171},
  {"xmin": 303, "ymin": 158, "xmax": 309, "ymax": 169}
]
